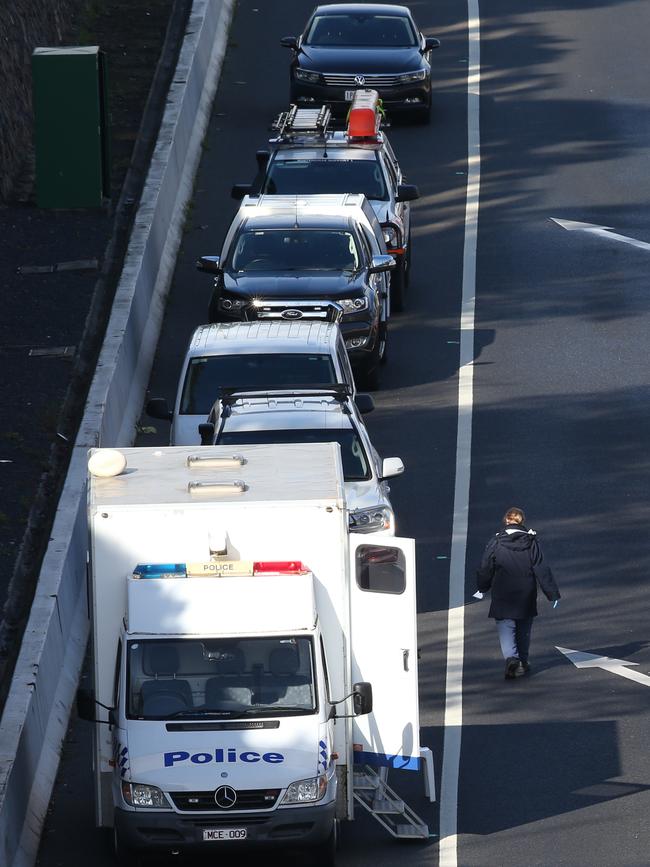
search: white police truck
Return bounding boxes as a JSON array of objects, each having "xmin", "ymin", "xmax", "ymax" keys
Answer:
[{"xmin": 79, "ymin": 443, "xmax": 432, "ymax": 864}]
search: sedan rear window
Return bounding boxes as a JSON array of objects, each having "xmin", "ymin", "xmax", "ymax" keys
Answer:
[
  {"xmin": 180, "ymin": 353, "xmax": 337, "ymax": 414},
  {"xmin": 230, "ymin": 229, "xmax": 359, "ymax": 272},
  {"xmin": 305, "ymin": 14, "xmax": 417, "ymax": 47},
  {"xmin": 217, "ymin": 428, "xmax": 371, "ymax": 481},
  {"xmin": 263, "ymin": 159, "xmax": 388, "ymax": 201}
]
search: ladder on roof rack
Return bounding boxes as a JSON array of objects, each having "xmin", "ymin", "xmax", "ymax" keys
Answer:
[{"xmin": 270, "ymin": 104, "xmax": 333, "ymax": 141}]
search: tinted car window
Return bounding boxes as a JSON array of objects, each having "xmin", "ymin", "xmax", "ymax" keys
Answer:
[
  {"xmin": 230, "ymin": 229, "xmax": 359, "ymax": 272},
  {"xmin": 263, "ymin": 159, "xmax": 388, "ymax": 201},
  {"xmin": 218, "ymin": 428, "xmax": 371, "ymax": 480},
  {"xmin": 306, "ymin": 14, "xmax": 417, "ymax": 47},
  {"xmin": 180, "ymin": 354, "xmax": 336, "ymax": 414}
]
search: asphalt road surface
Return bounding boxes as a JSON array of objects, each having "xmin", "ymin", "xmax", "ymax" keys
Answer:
[{"xmin": 37, "ymin": 0, "xmax": 650, "ymax": 865}]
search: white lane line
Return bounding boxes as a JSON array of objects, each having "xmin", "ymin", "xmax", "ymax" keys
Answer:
[{"xmin": 439, "ymin": 2, "xmax": 481, "ymax": 865}]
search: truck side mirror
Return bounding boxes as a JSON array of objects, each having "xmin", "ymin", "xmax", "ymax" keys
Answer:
[
  {"xmin": 231, "ymin": 183, "xmax": 253, "ymax": 200},
  {"xmin": 146, "ymin": 398, "xmax": 173, "ymax": 422},
  {"xmin": 381, "ymin": 457, "xmax": 404, "ymax": 480},
  {"xmin": 280, "ymin": 36, "xmax": 298, "ymax": 50},
  {"xmin": 199, "ymin": 422, "xmax": 215, "ymax": 445},
  {"xmin": 256, "ymin": 149, "xmax": 271, "ymax": 170},
  {"xmin": 368, "ymin": 254, "xmax": 396, "ymax": 274},
  {"xmin": 395, "ymin": 183, "xmax": 420, "ymax": 203},
  {"xmin": 196, "ymin": 255, "xmax": 222, "ymax": 274},
  {"xmin": 77, "ymin": 689, "xmax": 116, "ymax": 725},
  {"xmin": 77, "ymin": 688, "xmax": 96, "ymax": 721},
  {"xmin": 354, "ymin": 393, "xmax": 374, "ymax": 415},
  {"xmin": 353, "ymin": 682, "xmax": 373, "ymax": 716},
  {"xmin": 424, "ymin": 37, "xmax": 440, "ymax": 51}
]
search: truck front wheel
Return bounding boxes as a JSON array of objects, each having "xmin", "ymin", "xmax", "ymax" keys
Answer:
[
  {"xmin": 313, "ymin": 818, "xmax": 339, "ymax": 866},
  {"xmin": 113, "ymin": 826, "xmax": 141, "ymax": 867}
]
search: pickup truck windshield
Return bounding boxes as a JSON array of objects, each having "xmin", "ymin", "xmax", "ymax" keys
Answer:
[
  {"xmin": 263, "ymin": 159, "xmax": 388, "ymax": 201},
  {"xmin": 127, "ymin": 637, "xmax": 316, "ymax": 720},
  {"xmin": 217, "ymin": 428, "xmax": 371, "ymax": 481},
  {"xmin": 180, "ymin": 353, "xmax": 336, "ymax": 414},
  {"xmin": 230, "ymin": 229, "xmax": 359, "ymax": 272}
]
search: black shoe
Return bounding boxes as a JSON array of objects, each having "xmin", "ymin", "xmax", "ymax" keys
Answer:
[{"xmin": 505, "ymin": 657, "xmax": 522, "ymax": 679}]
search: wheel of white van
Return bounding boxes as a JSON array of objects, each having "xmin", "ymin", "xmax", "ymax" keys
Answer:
[
  {"xmin": 113, "ymin": 827, "xmax": 141, "ymax": 867},
  {"xmin": 313, "ymin": 819, "xmax": 339, "ymax": 866}
]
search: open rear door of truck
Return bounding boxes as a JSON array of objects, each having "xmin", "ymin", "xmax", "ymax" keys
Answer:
[{"xmin": 349, "ymin": 536, "xmax": 420, "ymax": 770}]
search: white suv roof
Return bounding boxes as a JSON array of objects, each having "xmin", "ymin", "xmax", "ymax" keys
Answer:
[
  {"xmin": 187, "ymin": 321, "xmax": 341, "ymax": 357},
  {"xmin": 214, "ymin": 394, "xmax": 355, "ymax": 433},
  {"xmin": 239, "ymin": 192, "xmax": 372, "ymax": 221}
]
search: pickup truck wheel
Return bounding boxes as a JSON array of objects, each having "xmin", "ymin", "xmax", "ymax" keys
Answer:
[
  {"xmin": 390, "ymin": 261, "xmax": 406, "ymax": 312},
  {"xmin": 208, "ymin": 290, "xmax": 220, "ymax": 323},
  {"xmin": 358, "ymin": 337, "xmax": 381, "ymax": 389},
  {"xmin": 379, "ymin": 319, "xmax": 388, "ymax": 365}
]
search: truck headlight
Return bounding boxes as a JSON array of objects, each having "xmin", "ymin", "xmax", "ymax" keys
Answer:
[
  {"xmin": 282, "ymin": 775, "xmax": 328, "ymax": 805},
  {"xmin": 399, "ymin": 69, "xmax": 427, "ymax": 83},
  {"xmin": 122, "ymin": 781, "xmax": 169, "ymax": 809},
  {"xmin": 345, "ymin": 336, "xmax": 369, "ymax": 349},
  {"xmin": 349, "ymin": 506, "xmax": 394, "ymax": 533},
  {"xmin": 339, "ymin": 297, "xmax": 368, "ymax": 314},
  {"xmin": 294, "ymin": 67, "xmax": 322, "ymax": 84},
  {"xmin": 218, "ymin": 296, "xmax": 248, "ymax": 311}
]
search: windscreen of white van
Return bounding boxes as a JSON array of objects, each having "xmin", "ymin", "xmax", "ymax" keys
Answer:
[{"xmin": 126, "ymin": 637, "xmax": 317, "ymax": 720}]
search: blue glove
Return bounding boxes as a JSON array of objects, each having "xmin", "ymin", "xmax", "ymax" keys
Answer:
[{"xmin": 553, "ymin": 600, "xmax": 559, "ymax": 609}]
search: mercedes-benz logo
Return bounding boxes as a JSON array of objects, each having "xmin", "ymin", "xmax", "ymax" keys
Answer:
[
  {"xmin": 214, "ymin": 785, "xmax": 237, "ymax": 809},
  {"xmin": 281, "ymin": 309, "xmax": 303, "ymax": 319},
  {"xmin": 354, "ymin": 75, "xmax": 366, "ymax": 86}
]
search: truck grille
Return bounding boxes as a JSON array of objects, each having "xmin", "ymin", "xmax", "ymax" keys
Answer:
[
  {"xmin": 170, "ymin": 788, "xmax": 281, "ymax": 812},
  {"xmin": 322, "ymin": 72, "xmax": 402, "ymax": 88}
]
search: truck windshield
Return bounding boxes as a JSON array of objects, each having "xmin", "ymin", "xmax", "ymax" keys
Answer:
[
  {"xmin": 180, "ymin": 353, "xmax": 337, "ymax": 414},
  {"xmin": 127, "ymin": 637, "xmax": 316, "ymax": 720},
  {"xmin": 217, "ymin": 428, "xmax": 371, "ymax": 481},
  {"xmin": 230, "ymin": 229, "xmax": 359, "ymax": 272},
  {"xmin": 263, "ymin": 159, "xmax": 388, "ymax": 201}
]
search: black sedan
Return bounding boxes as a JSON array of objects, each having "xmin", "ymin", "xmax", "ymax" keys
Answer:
[{"xmin": 281, "ymin": 3, "xmax": 440, "ymax": 122}]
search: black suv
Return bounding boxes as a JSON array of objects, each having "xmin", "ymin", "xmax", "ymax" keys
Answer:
[{"xmin": 197, "ymin": 193, "xmax": 394, "ymax": 389}]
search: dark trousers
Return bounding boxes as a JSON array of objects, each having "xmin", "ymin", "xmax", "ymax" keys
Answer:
[{"xmin": 495, "ymin": 617, "xmax": 534, "ymax": 662}]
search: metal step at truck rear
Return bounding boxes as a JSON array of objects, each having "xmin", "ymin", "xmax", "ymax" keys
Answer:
[{"xmin": 352, "ymin": 765, "xmax": 429, "ymax": 839}]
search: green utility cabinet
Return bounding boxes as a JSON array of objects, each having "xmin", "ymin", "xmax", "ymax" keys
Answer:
[{"xmin": 32, "ymin": 46, "xmax": 110, "ymax": 208}]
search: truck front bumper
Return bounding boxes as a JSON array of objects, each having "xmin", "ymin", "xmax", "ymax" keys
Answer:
[{"xmin": 115, "ymin": 800, "xmax": 335, "ymax": 855}]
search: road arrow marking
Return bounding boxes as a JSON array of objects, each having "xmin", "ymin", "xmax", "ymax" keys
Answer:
[
  {"xmin": 550, "ymin": 218, "xmax": 650, "ymax": 252},
  {"xmin": 556, "ymin": 646, "xmax": 650, "ymax": 687}
]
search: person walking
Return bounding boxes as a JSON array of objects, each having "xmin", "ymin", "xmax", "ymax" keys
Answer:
[{"xmin": 476, "ymin": 507, "xmax": 560, "ymax": 679}]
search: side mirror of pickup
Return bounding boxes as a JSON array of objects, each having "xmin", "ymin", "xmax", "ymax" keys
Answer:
[
  {"xmin": 146, "ymin": 398, "xmax": 173, "ymax": 422},
  {"xmin": 381, "ymin": 457, "xmax": 404, "ymax": 480},
  {"xmin": 196, "ymin": 255, "xmax": 222, "ymax": 274},
  {"xmin": 280, "ymin": 36, "xmax": 299, "ymax": 50},
  {"xmin": 368, "ymin": 254, "xmax": 396, "ymax": 274},
  {"xmin": 354, "ymin": 393, "xmax": 375, "ymax": 415},
  {"xmin": 353, "ymin": 681, "xmax": 373, "ymax": 716},
  {"xmin": 199, "ymin": 422, "xmax": 216, "ymax": 445},
  {"xmin": 395, "ymin": 183, "xmax": 420, "ymax": 203},
  {"xmin": 424, "ymin": 37, "xmax": 441, "ymax": 51},
  {"xmin": 231, "ymin": 183, "xmax": 253, "ymax": 200}
]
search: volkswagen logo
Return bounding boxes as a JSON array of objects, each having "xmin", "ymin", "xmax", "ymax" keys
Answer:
[
  {"xmin": 214, "ymin": 785, "xmax": 237, "ymax": 809},
  {"xmin": 281, "ymin": 309, "xmax": 303, "ymax": 320},
  {"xmin": 354, "ymin": 75, "xmax": 366, "ymax": 86}
]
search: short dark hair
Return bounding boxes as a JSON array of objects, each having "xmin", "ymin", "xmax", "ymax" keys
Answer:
[{"xmin": 503, "ymin": 507, "xmax": 525, "ymax": 525}]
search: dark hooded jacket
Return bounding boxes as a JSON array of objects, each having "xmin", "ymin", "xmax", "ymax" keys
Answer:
[{"xmin": 476, "ymin": 524, "xmax": 560, "ymax": 620}]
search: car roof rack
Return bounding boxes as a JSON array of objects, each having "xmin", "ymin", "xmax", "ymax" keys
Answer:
[{"xmin": 217, "ymin": 383, "xmax": 353, "ymax": 406}]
